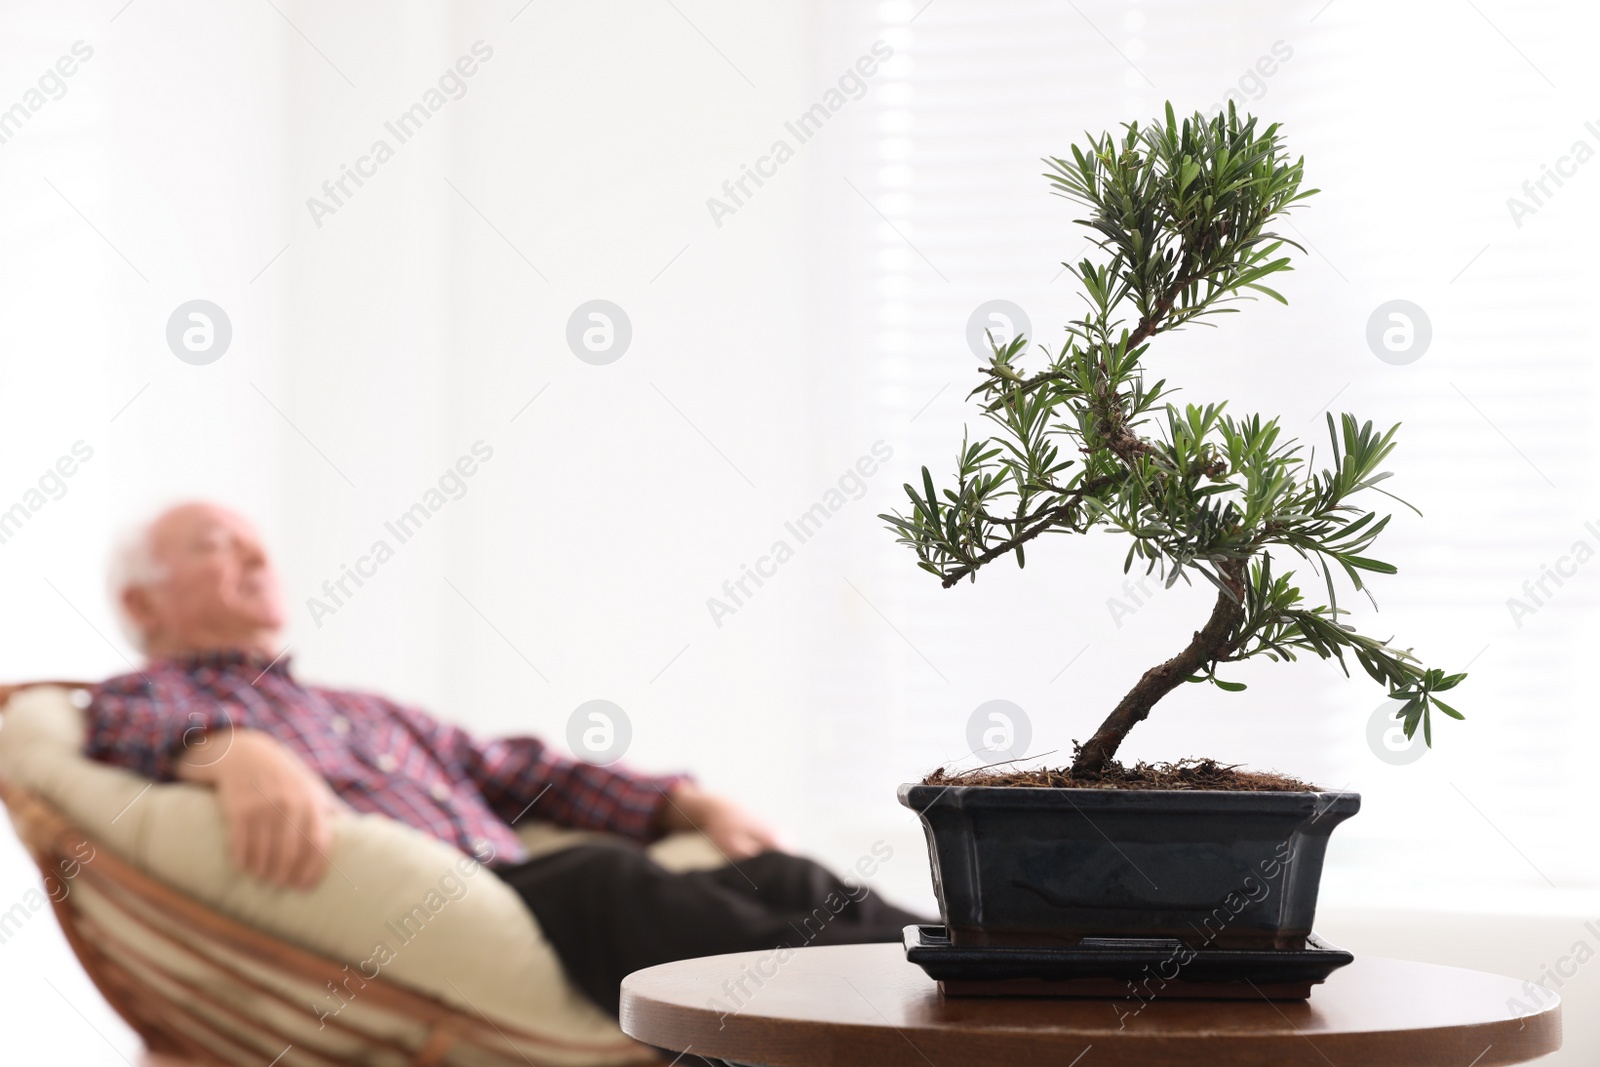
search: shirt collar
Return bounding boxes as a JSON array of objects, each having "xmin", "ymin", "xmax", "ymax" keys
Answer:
[{"xmin": 156, "ymin": 647, "xmax": 294, "ymax": 679}]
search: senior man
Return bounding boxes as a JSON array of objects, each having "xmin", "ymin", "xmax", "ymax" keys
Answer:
[{"xmin": 85, "ymin": 501, "xmax": 921, "ymax": 1016}]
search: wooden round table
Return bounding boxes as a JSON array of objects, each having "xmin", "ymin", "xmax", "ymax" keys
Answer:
[{"xmin": 620, "ymin": 943, "xmax": 1560, "ymax": 1067}]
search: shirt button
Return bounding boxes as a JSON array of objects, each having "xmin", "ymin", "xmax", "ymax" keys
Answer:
[
  {"xmin": 376, "ymin": 753, "xmax": 398, "ymax": 773},
  {"xmin": 331, "ymin": 716, "xmax": 351, "ymax": 736},
  {"xmin": 429, "ymin": 783, "xmax": 450, "ymax": 802}
]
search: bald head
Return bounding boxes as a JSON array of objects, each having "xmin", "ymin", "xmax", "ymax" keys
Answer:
[{"xmin": 115, "ymin": 503, "xmax": 285, "ymax": 659}]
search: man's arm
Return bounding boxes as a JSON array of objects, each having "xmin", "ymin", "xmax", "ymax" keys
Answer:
[
  {"xmin": 86, "ymin": 680, "xmax": 337, "ymax": 890},
  {"xmin": 176, "ymin": 729, "xmax": 340, "ymax": 890},
  {"xmin": 85, "ymin": 676, "xmax": 237, "ymax": 782},
  {"xmin": 651, "ymin": 780, "xmax": 787, "ymax": 859},
  {"xmin": 389, "ymin": 702, "xmax": 785, "ymax": 858}
]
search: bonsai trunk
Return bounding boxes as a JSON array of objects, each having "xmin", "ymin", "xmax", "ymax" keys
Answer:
[{"xmin": 1072, "ymin": 562, "xmax": 1247, "ymax": 776}]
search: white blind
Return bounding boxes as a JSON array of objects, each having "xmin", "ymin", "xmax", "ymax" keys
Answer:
[{"xmin": 809, "ymin": 0, "xmax": 1600, "ymax": 912}]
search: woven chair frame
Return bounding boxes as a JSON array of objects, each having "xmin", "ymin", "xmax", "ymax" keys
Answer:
[{"xmin": 0, "ymin": 682, "xmax": 662, "ymax": 1067}]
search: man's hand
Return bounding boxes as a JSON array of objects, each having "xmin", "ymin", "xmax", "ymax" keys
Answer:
[
  {"xmin": 176, "ymin": 729, "xmax": 341, "ymax": 890},
  {"xmin": 659, "ymin": 781, "xmax": 787, "ymax": 860}
]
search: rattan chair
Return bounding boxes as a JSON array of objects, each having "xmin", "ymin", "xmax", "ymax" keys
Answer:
[{"xmin": 0, "ymin": 681, "xmax": 666, "ymax": 1067}]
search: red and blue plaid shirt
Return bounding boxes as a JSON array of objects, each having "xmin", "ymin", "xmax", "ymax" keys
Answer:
[{"xmin": 83, "ymin": 650, "xmax": 686, "ymax": 865}]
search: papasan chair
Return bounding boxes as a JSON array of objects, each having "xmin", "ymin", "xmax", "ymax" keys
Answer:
[{"xmin": 0, "ymin": 682, "xmax": 726, "ymax": 1067}]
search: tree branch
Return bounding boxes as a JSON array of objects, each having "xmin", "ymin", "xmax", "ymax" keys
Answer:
[
  {"xmin": 938, "ymin": 476, "xmax": 1118, "ymax": 588},
  {"xmin": 1072, "ymin": 559, "xmax": 1247, "ymax": 775}
]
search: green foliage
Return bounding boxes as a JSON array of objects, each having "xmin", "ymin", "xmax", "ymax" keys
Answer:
[{"xmin": 881, "ymin": 103, "xmax": 1462, "ymax": 748}]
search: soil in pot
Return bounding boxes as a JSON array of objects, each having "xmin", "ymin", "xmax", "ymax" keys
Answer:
[{"xmin": 922, "ymin": 757, "xmax": 1319, "ymax": 793}]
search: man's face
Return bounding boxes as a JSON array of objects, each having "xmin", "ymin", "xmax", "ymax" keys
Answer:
[{"xmin": 126, "ymin": 504, "xmax": 285, "ymax": 655}]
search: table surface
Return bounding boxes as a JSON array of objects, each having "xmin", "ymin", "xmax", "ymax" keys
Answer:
[{"xmin": 620, "ymin": 943, "xmax": 1561, "ymax": 1067}]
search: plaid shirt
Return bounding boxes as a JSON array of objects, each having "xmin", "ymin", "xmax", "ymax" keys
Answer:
[{"xmin": 83, "ymin": 650, "xmax": 685, "ymax": 865}]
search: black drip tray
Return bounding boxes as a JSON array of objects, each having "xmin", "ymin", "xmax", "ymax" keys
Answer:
[{"xmin": 904, "ymin": 925, "xmax": 1353, "ymax": 999}]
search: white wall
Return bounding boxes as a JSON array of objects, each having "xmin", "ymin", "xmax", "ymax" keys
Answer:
[
  {"xmin": 0, "ymin": 0, "xmax": 822, "ymax": 1057},
  {"xmin": 0, "ymin": 0, "xmax": 293, "ymax": 1057}
]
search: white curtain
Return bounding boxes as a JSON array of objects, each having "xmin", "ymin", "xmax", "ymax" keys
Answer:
[{"xmin": 812, "ymin": 0, "xmax": 1600, "ymax": 909}]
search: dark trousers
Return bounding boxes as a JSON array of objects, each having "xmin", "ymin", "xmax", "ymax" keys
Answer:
[{"xmin": 493, "ymin": 840, "xmax": 926, "ymax": 1016}]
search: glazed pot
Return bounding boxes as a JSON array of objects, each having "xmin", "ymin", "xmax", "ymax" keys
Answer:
[{"xmin": 898, "ymin": 783, "xmax": 1359, "ymax": 949}]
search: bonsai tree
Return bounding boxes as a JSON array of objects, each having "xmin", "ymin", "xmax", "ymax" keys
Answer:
[{"xmin": 882, "ymin": 104, "xmax": 1464, "ymax": 778}]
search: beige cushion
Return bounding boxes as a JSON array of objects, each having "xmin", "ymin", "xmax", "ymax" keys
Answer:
[{"xmin": 0, "ymin": 685, "xmax": 723, "ymax": 1067}]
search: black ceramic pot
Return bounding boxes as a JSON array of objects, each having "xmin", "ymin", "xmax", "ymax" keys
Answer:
[{"xmin": 899, "ymin": 783, "xmax": 1359, "ymax": 949}]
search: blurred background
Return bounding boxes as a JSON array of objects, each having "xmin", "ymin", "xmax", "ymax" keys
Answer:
[{"xmin": 1, "ymin": 0, "xmax": 1596, "ymax": 1060}]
